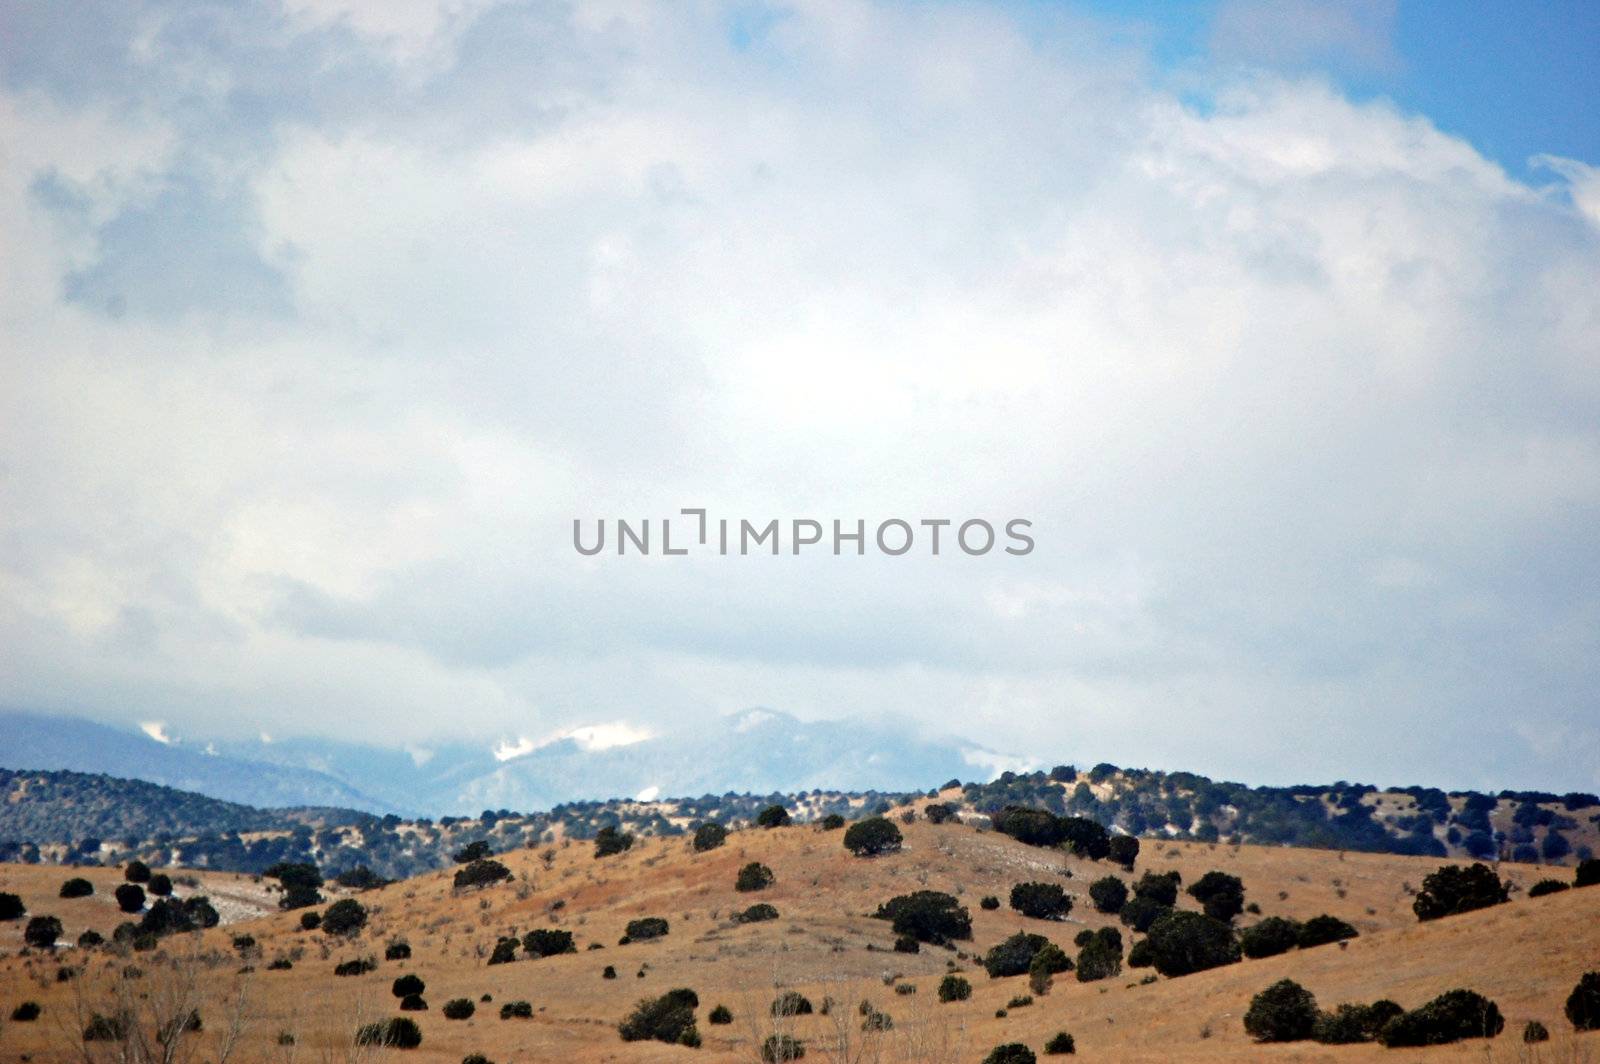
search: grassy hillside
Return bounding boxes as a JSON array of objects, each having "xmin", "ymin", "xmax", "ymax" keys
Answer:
[{"xmin": 0, "ymin": 790, "xmax": 1595, "ymax": 1062}]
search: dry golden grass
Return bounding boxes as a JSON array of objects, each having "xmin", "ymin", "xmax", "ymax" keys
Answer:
[{"xmin": 1, "ymin": 810, "xmax": 1595, "ymax": 1062}]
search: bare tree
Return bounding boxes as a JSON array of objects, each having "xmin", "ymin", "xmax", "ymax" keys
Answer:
[{"xmin": 58, "ymin": 943, "xmax": 251, "ymax": 1064}]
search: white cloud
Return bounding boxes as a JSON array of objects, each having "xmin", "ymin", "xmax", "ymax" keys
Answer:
[{"xmin": 140, "ymin": 721, "xmax": 174, "ymax": 745}]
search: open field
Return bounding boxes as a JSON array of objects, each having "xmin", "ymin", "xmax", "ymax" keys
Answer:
[{"xmin": 2, "ymin": 797, "xmax": 1596, "ymax": 1062}]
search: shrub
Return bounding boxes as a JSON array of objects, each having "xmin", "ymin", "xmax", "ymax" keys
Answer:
[
  {"xmin": 1145, "ymin": 910, "xmax": 1240, "ymax": 978},
  {"xmin": 114, "ymin": 883, "xmax": 146, "ymax": 913},
  {"xmin": 147, "ymin": 874, "xmax": 173, "ymax": 896},
  {"xmin": 844, "ymin": 817, "xmax": 904, "ymax": 857},
  {"xmin": 736, "ymin": 862, "xmax": 776, "ymax": 892},
  {"xmin": 11, "ymin": 1001, "xmax": 41, "ymax": 1022},
  {"xmin": 442, "ymin": 999, "xmax": 475, "ymax": 1020},
  {"xmin": 334, "ymin": 957, "xmax": 375, "ymax": 976},
  {"xmin": 1108, "ymin": 835, "xmax": 1140, "ymax": 870},
  {"xmin": 299, "ymin": 911, "xmax": 321, "ymax": 931},
  {"xmin": 386, "ymin": 940, "xmax": 412, "ymax": 960},
  {"xmin": 1118, "ymin": 896, "xmax": 1170, "ymax": 933},
  {"xmin": 1523, "ymin": 1020, "xmax": 1550, "ymax": 1043},
  {"xmin": 992, "ymin": 806, "xmax": 1065, "ymax": 847},
  {"xmin": 982, "ymin": 1044, "xmax": 1036, "ymax": 1064},
  {"xmin": 626, "ymin": 917, "xmax": 669, "ymax": 940},
  {"xmin": 1126, "ymin": 937, "xmax": 1154, "ymax": 968},
  {"xmin": 1529, "ymin": 879, "xmax": 1570, "ymax": 897},
  {"xmin": 1312, "ymin": 1004, "xmax": 1377, "ymax": 1044},
  {"xmin": 980, "ymin": 895, "xmax": 1000, "ymax": 910},
  {"xmin": 762, "ymin": 1034, "xmax": 805, "ymax": 1062},
  {"xmin": 984, "ymin": 932, "xmax": 1052, "ymax": 978},
  {"xmin": 0, "ymin": 892, "xmax": 25, "ymax": 920},
  {"xmin": 393, "ymin": 974, "xmax": 425, "ymax": 998},
  {"xmin": 1568, "ymin": 971, "xmax": 1600, "ymax": 1031},
  {"xmin": 355, "ymin": 1017, "xmax": 422, "ymax": 1049},
  {"xmin": 334, "ymin": 866, "xmax": 386, "ymax": 890},
  {"xmin": 322, "ymin": 899, "xmax": 368, "ymax": 936},
  {"xmin": 1187, "ymin": 871, "xmax": 1245, "ymax": 923},
  {"xmin": 78, "ymin": 930, "xmax": 104, "ymax": 948},
  {"xmin": 454, "ymin": 859, "xmax": 511, "ymax": 890},
  {"xmin": 399, "ymin": 994, "xmax": 427, "ymax": 1011},
  {"xmin": 1089, "ymin": 876, "xmax": 1127, "ymax": 914},
  {"xmin": 463, "ymin": 1055, "xmax": 491, "ymax": 1064},
  {"xmin": 1059, "ymin": 817, "xmax": 1111, "ymax": 859},
  {"xmin": 771, "ymin": 991, "xmax": 813, "ymax": 1017},
  {"xmin": 874, "ymin": 890, "xmax": 972, "ymax": 944},
  {"xmin": 522, "ymin": 929, "xmax": 576, "ymax": 957},
  {"xmin": 1412, "ymin": 864, "xmax": 1509, "ymax": 921},
  {"xmin": 488, "ymin": 937, "xmax": 518, "ymax": 964},
  {"xmin": 1379, "ymin": 989, "xmax": 1504, "ymax": 1046},
  {"xmin": 820, "ymin": 814, "xmax": 845, "ymax": 830},
  {"xmin": 1044, "ymin": 1030, "xmax": 1076, "ymax": 1054},
  {"xmin": 453, "ymin": 840, "xmax": 493, "ymax": 863},
  {"xmin": 938, "ymin": 975, "xmax": 972, "ymax": 1002},
  {"xmin": 1297, "ymin": 914, "xmax": 1357, "ymax": 949},
  {"xmin": 756, "ymin": 805, "xmax": 792, "ymax": 829},
  {"xmin": 692, "ymin": 823, "xmax": 728, "ymax": 852},
  {"xmin": 266, "ymin": 862, "xmax": 323, "ymax": 909},
  {"xmin": 603, "ymin": 965, "xmax": 617, "ymax": 978},
  {"xmin": 709, "ymin": 1004, "xmax": 732, "ymax": 1024},
  {"xmin": 1244, "ymin": 979, "xmax": 1318, "ymax": 1042},
  {"xmin": 1576, "ymin": 858, "xmax": 1600, "ymax": 887},
  {"xmin": 618, "ymin": 988, "xmax": 699, "ymax": 1044},
  {"xmin": 60, "ymin": 877, "xmax": 94, "ymax": 898},
  {"xmin": 1027, "ymin": 941, "xmax": 1072, "ymax": 994},
  {"xmin": 1240, "ymin": 916, "xmax": 1301, "ymax": 958},
  {"xmin": 736, "ymin": 903, "xmax": 780, "ymax": 924},
  {"xmin": 24, "ymin": 915, "xmax": 62, "ymax": 949},
  {"xmin": 594, "ymin": 826, "xmax": 634, "ymax": 858},
  {"xmin": 124, "ymin": 861, "xmax": 151, "ymax": 883},
  {"xmin": 1132, "ymin": 870, "xmax": 1181, "ymax": 906},
  {"xmin": 1075, "ymin": 927, "xmax": 1122, "ymax": 982},
  {"xmin": 84, "ymin": 1013, "xmax": 129, "ymax": 1041},
  {"xmin": 925, "ymin": 802, "xmax": 957, "ymax": 824},
  {"xmin": 1010, "ymin": 882, "xmax": 1071, "ymax": 921}
]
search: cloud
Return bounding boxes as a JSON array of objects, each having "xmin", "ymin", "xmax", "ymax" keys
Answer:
[
  {"xmin": 0, "ymin": 1, "xmax": 1596, "ymax": 793},
  {"xmin": 140, "ymin": 721, "xmax": 174, "ymax": 745},
  {"xmin": 1209, "ymin": 0, "xmax": 1400, "ymax": 76}
]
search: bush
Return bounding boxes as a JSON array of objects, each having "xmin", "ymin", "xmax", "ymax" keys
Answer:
[
  {"xmin": 399, "ymin": 994, "xmax": 427, "ymax": 1010},
  {"xmin": 980, "ymin": 895, "xmax": 1000, "ymax": 910},
  {"xmin": 488, "ymin": 937, "xmax": 518, "ymax": 964},
  {"xmin": 736, "ymin": 857, "xmax": 774, "ymax": 889},
  {"xmin": 761, "ymin": 1034, "xmax": 805, "ymax": 1062},
  {"xmin": 463, "ymin": 1055, "xmax": 491, "ymax": 1064},
  {"xmin": 60, "ymin": 877, "xmax": 94, "ymax": 898},
  {"xmin": 442, "ymin": 999, "xmax": 475, "ymax": 1020},
  {"xmin": 1576, "ymin": 858, "xmax": 1600, "ymax": 887},
  {"xmin": 1145, "ymin": 910, "xmax": 1240, "ymax": 978},
  {"xmin": 982, "ymin": 1044, "xmax": 1036, "ymax": 1064},
  {"xmin": 386, "ymin": 940, "xmax": 412, "ymax": 960},
  {"xmin": 453, "ymin": 840, "xmax": 493, "ymax": 863},
  {"xmin": 334, "ymin": 957, "xmax": 375, "ymax": 976},
  {"xmin": 1523, "ymin": 1020, "xmax": 1550, "ymax": 1043},
  {"xmin": 299, "ymin": 911, "xmax": 321, "ymax": 931},
  {"xmin": 522, "ymin": 929, "xmax": 576, "ymax": 957},
  {"xmin": 692, "ymin": 823, "xmax": 727, "ymax": 852},
  {"xmin": 84, "ymin": 1013, "xmax": 129, "ymax": 1041},
  {"xmin": 1412, "ymin": 864, "xmax": 1509, "ymax": 921},
  {"xmin": 844, "ymin": 817, "xmax": 904, "ymax": 857},
  {"xmin": 1568, "ymin": 971, "xmax": 1600, "ymax": 1031},
  {"xmin": 1244, "ymin": 979, "xmax": 1319, "ymax": 1042},
  {"xmin": 984, "ymin": 933, "xmax": 1052, "ymax": 978},
  {"xmin": 1127, "ymin": 937, "xmax": 1154, "ymax": 968},
  {"xmin": 1297, "ymin": 914, "xmax": 1357, "ymax": 949},
  {"xmin": 1312, "ymin": 1003, "xmax": 1382, "ymax": 1044},
  {"xmin": 24, "ymin": 915, "xmax": 62, "ymax": 949},
  {"xmin": 820, "ymin": 814, "xmax": 845, "ymax": 830},
  {"xmin": 874, "ymin": 890, "xmax": 972, "ymax": 944},
  {"xmin": 1075, "ymin": 927, "xmax": 1122, "ymax": 982},
  {"xmin": 454, "ymin": 859, "xmax": 511, "ymax": 890},
  {"xmin": 618, "ymin": 988, "xmax": 699, "ymax": 1044},
  {"xmin": 11, "ymin": 1001, "xmax": 41, "ymax": 1021},
  {"xmin": 756, "ymin": 805, "xmax": 792, "ymax": 829},
  {"xmin": 1187, "ymin": 871, "xmax": 1245, "ymax": 923},
  {"xmin": 938, "ymin": 975, "xmax": 972, "ymax": 1002},
  {"xmin": 1028, "ymin": 941, "xmax": 1072, "ymax": 994},
  {"xmin": 1379, "ymin": 989, "xmax": 1504, "ymax": 1046},
  {"xmin": 322, "ymin": 899, "xmax": 368, "ymax": 936},
  {"xmin": 1060, "ymin": 817, "xmax": 1111, "ymax": 859},
  {"xmin": 393, "ymin": 974, "xmax": 425, "ymax": 998},
  {"xmin": 114, "ymin": 883, "xmax": 145, "ymax": 913},
  {"xmin": 1108, "ymin": 835, "xmax": 1140, "ymax": 870},
  {"xmin": 992, "ymin": 806, "xmax": 1065, "ymax": 847},
  {"xmin": 0, "ymin": 892, "xmax": 25, "ymax": 920},
  {"xmin": 626, "ymin": 917, "xmax": 669, "ymax": 940},
  {"xmin": 1010, "ymin": 882, "xmax": 1071, "ymax": 921},
  {"xmin": 1528, "ymin": 878, "xmax": 1570, "ymax": 897},
  {"xmin": 1044, "ymin": 1030, "xmax": 1075, "ymax": 1054},
  {"xmin": 334, "ymin": 866, "xmax": 385, "ymax": 890},
  {"xmin": 771, "ymin": 991, "xmax": 813, "ymax": 1017},
  {"xmin": 355, "ymin": 1017, "xmax": 422, "ymax": 1049},
  {"xmin": 1089, "ymin": 876, "xmax": 1127, "ymax": 914},
  {"xmin": 124, "ymin": 861, "xmax": 151, "ymax": 883},
  {"xmin": 925, "ymin": 802, "xmax": 957, "ymax": 824},
  {"xmin": 1118, "ymin": 896, "xmax": 1170, "ymax": 933},
  {"xmin": 1240, "ymin": 916, "xmax": 1301, "ymax": 958},
  {"xmin": 736, "ymin": 903, "xmax": 780, "ymax": 924},
  {"xmin": 78, "ymin": 929, "xmax": 104, "ymax": 948},
  {"xmin": 709, "ymin": 1004, "xmax": 732, "ymax": 1024},
  {"xmin": 1132, "ymin": 870, "xmax": 1181, "ymax": 906},
  {"xmin": 594, "ymin": 826, "xmax": 635, "ymax": 858},
  {"xmin": 147, "ymin": 873, "xmax": 172, "ymax": 896},
  {"xmin": 603, "ymin": 965, "xmax": 617, "ymax": 978},
  {"xmin": 503, "ymin": 999, "xmax": 537, "ymax": 1019}
]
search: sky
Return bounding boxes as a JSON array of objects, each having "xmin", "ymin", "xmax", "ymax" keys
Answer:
[{"xmin": 0, "ymin": 0, "xmax": 1596, "ymax": 794}]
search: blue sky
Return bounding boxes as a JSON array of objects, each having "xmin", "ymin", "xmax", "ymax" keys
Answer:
[{"xmin": 0, "ymin": 0, "xmax": 1596, "ymax": 793}]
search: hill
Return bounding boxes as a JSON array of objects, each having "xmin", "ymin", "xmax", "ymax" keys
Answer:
[{"xmin": 0, "ymin": 794, "xmax": 1595, "ymax": 1061}]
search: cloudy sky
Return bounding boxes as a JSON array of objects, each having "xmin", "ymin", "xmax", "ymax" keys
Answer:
[{"xmin": 1, "ymin": 0, "xmax": 1597, "ymax": 793}]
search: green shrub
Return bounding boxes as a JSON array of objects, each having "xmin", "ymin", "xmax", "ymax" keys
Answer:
[
  {"xmin": 11, "ymin": 1001, "xmax": 41, "ymax": 1022},
  {"xmin": 1244, "ymin": 979, "xmax": 1318, "ymax": 1042},
  {"xmin": 709, "ymin": 1004, "xmax": 733, "ymax": 1024},
  {"xmin": 1043, "ymin": 1030, "xmax": 1075, "ymax": 1054},
  {"xmin": 299, "ymin": 911, "xmax": 321, "ymax": 931},
  {"xmin": 0, "ymin": 892, "xmax": 25, "ymax": 920},
  {"xmin": 1568, "ymin": 971, "xmax": 1600, "ymax": 1031},
  {"xmin": 124, "ymin": 861, "xmax": 151, "ymax": 883},
  {"xmin": 393, "ymin": 974, "xmax": 425, "ymax": 998},
  {"xmin": 770, "ymin": 991, "xmax": 813, "ymax": 1017},
  {"xmin": 442, "ymin": 999, "xmax": 475, "ymax": 1020},
  {"xmin": 453, "ymin": 859, "xmax": 511, "ymax": 890},
  {"xmin": 1009, "ymin": 882, "xmax": 1071, "ymax": 921},
  {"xmin": 736, "ymin": 862, "xmax": 775, "ymax": 892},
  {"xmin": 1412, "ymin": 864, "xmax": 1508, "ymax": 921},
  {"xmin": 820, "ymin": 814, "xmax": 845, "ymax": 830},
  {"xmin": 321, "ymin": 899, "xmax": 368, "ymax": 937},
  {"xmin": 843, "ymin": 817, "xmax": 904, "ymax": 857},
  {"xmin": 78, "ymin": 929, "xmax": 104, "ymax": 948},
  {"xmin": 84, "ymin": 1013, "xmax": 129, "ymax": 1041},
  {"xmin": 1523, "ymin": 1019, "xmax": 1550, "ymax": 1043},
  {"xmin": 1240, "ymin": 916, "xmax": 1301, "ymax": 958},
  {"xmin": 333, "ymin": 957, "xmax": 375, "ymax": 976},
  {"xmin": 1145, "ymin": 910, "xmax": 1240, "ymax": 978},
  {"xmin": 385, "ymin": 940, "xmax": 411, "ymax": 960},
  {"xmin": 594, "ymin": 826, "xmax": 634, "ymax": 858},
  {"xmin": 626, "ymin": 917, "xmax": 669, "ymax": 941},
  {"xmin": 1028, "ymin": 941, "xmax": 1072, "ymax": 994},
  {"xmin": 1089, "ymin": 876, "xmax": 1127, "ymax": 914},
  {"xmin": 692, "ymin": 823, "xmax": 727, "ymax": 852},
  {"xmin": 756, "ymin": 805, "xmax": 792, "ymax": 829},
  {"xmin": 462, "ymin": 1055, "xmax": 491, "ymax": 1064},
  {"xmin": 1576, "ymin": 858, "xmax": 1600, "ymax": 887},
  {"xmin": 1378, "ymin": 989, "xmax": 1504, "ymax": 1046},
  {"xmin": 24, "ymin": 915, "xmax": 62, "ymax": 949},
  {"xmin": 1528, "ymin": 879, "xmax": 1570, "ymax": 898},
  {"xmin": 984, "ymin": 933, "xmax": 1052, "ymax": 978},
  {"xmin": 736, "ymin": 903, "xmax": 780, "ymax": 924},
  {"xmin": 523, "ymin": 929, "xmax": 576, "ymax": 957},
  {"xmin": 398, "ymin": 994, "xmax": 427, "ymax": 1010},
  {"xmin": 1126, "ymin": 937, "xmax": 1154, "ymax": 968},
  {"xmin": 893, "ymin": 934, "xmax": 919, "ymax": 953},
  {"xmin": 487, "ymin": 937, "xmax": 518, "ymax": 964},
  {"xmin": 60, "ymin": 877, "xmax": 94, "ymax": 899},
  {"xmin": 1132, "ymin": 870, "xmax": 1181, "ymax": 906},
  {"xmin": 924, "ymin": 803, "xmax": 957, "ymax": 824},
  {"xmin": 761, "ymin": 1034, "xmax": 804, "ymax": 1061},
  {"xmin": 453, "ymin": 840, "xmax": 493, "ymax": 863},
  {"xmin": 1108, "ymin": 835, "xmax": 1140, "ymax": 870},
  {"xmin": 874, "ymin": 891, "xmax": 972, "ymax": 944},
  {"xmin": 114, "ymin": 884, "xmax": 145, "ymax": 913},
  {"xmin": 982, "ymin": 1043, "xmax": 1036, "ymax": 1064},
  {"xmin": 1118, "ymin": 896, "xmax": 1169, "ymax": 933},
  {"xmin": 1297, "ymin": 914, "xmax": 1357, "ymax": 949},
  {"xmin": 1074, "ymin": 927, "xmax": 1122, "ymax": 983},
  {"xmin": 1187, "ymin": 871, "xmax": 1245, "ymax": 923},
  {"xmin": 938, "ymin": 975, "xmax": 972, "ymax": 1002},
  {"xmin": 980, "ymin": 895, "xmax": 1000, "ymax": 910},
  {"xmin": 355, "ymin": 1017, "xmax": 422, "ymax": 1049}
]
